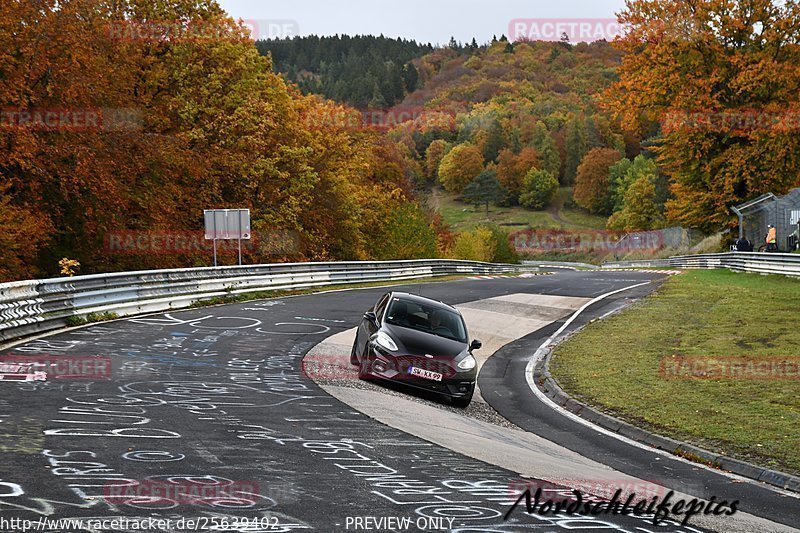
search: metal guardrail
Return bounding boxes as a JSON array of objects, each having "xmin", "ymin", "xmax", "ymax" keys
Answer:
[
  {"xmin": 603, "ymin": 252, "xmax": 800, "ymax": 276},
  {"xmin": 601, "ymin": 259, "xmax": 674, "ymax": 269},
  {"xmin": 670, "ymin": 252, "xmax": 800, "ymax": 276},
  {"xmin": 0, "ymin": 260, "xmax": 525, "ymax": 344},
  {"xmin": 522, "ymin": 261, "xmax": 599, "ymax": 270}
]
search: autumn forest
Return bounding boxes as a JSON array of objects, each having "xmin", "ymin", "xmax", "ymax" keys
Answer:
[{"xmin": 1, "ymin": 0, "xmax": 799, "ymax": 281}]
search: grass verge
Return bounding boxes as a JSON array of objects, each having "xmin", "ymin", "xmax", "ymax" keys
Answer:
[{"xmin": 550, "ymin": 269, "xmax": 800, "ymax": 475}]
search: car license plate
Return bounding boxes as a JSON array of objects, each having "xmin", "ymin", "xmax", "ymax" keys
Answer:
[{"xmin": 410, "ymin": 367, "xmax": 443, "ymax": 382}]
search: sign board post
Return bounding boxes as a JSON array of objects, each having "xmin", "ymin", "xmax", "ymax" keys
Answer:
[{"xmin": 204, "ymin": 209, "xmax": 251, "ymax": 266}]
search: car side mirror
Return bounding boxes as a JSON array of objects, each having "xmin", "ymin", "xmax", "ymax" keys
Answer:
[
  {"xmin": 470, "ymin": 339, "xmax": 482, "ymax": 351},
  {"xmin": 364, "ymin": 311, "xmax": 378, "ymax": 325}
]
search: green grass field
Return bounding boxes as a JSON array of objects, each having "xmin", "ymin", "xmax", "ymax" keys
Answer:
[
  {"xmin": 429, "ymin": 187, "xmax": 608, "ymax": 232},
  {"xmin": 557, "ymin": 206, "xmax": 609, "ymax": 229},
  {"xmin": 550, "ymin": 270, "xmax": 800, "ymax": 474}
]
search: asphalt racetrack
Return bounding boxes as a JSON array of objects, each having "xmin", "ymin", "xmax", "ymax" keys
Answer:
[{"xmin": 0, "ymin": 270, "xmax": 796, "ymax": 532}]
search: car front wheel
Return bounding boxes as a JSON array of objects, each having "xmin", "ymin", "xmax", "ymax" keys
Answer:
[
  {"xmin": 350, "ymin": 338, "xmax": 359, "ymax": 366},
  {"xmin": 357, "ymin": 351, "xmax": 373, "ymax": 381}
]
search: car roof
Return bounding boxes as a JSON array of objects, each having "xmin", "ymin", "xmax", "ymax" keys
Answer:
[{"xmin": 389, "ymin": 292, "xmax": 458, "ymax": 312}]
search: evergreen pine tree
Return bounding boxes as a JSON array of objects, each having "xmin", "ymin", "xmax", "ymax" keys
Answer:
[
  {"xmin": 564, "ymin": 116, "xmax": 588, "ymax": 185},
  {"xmin": 369, "ymin": 82, "xmax": 387, "ymax": 109},
  {"xmin": 402, "ymin": 63, "xmax": 419, "ymax": 92},
  {"xmin": 463, "ymin": 171, "xmax": 505, "ymax": 216},
  {"xmin": 531, "ymin": 122, "xmax": 561, "ymax": 179},
  {"xmin": 388, "ymin": 62, "xmax": 405, "ymax": 102},
  {"xmin": 483, "ymin": 120, "xmax": 505, "ymax": 163}
]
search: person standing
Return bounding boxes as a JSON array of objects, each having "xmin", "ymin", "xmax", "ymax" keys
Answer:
[
  {"xmin": 766, "ymin": 225, "xmax": 778, "ymax": 252},
  {"xmin": 735, "ymin": 234, "xmax": 753, "ymax": 252}
]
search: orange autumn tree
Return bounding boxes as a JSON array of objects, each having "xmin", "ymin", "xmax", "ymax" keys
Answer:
[
  {"xmin": 0, "ymin": 180, "xmax": 50, "ymax": 281},
  {"xmin": 0, "ymin": 0, "xmax": 437, "ymax": 280},
  {"xmin": 573, "ymin": 148, "xmax": 624, "ymax": 215},
  {"xmin": 438, "ymin": 144, "xmax": 484, "ymax": 193},
  {"xmin": 495, "ymin": 147, "xmax": 540, "ymax": 200},
  {"xmin": 603, "ymin": 0, "xmax": 800, "ymax": 232}
]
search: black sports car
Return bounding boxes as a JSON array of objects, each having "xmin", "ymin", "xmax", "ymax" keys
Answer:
[{"xmin": 350, "ymin": 292, "xmax": 482, "ymax": 407}]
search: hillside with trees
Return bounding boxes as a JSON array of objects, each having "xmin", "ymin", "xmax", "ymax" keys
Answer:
[
  {"xmin": 377, "ymin": 38, "xmax": 643, "ymax": 235},
  {"xmin": 3, "ymin": 0, "xmax": 798, "ymax": 281},
  {"xmin": 257, "ymin": 35, "xmax": 432, "ymax": 108},
  {"xmin": 253, "ymin": 9, "xmax": 800, "ymax": 257},
  {"xmin": 379, "ymin": 3, "xmax": 800, "ymax": 243},
  {"xmin": 0, "ymin": 1, "xmax": 440, "ymax": 281}
]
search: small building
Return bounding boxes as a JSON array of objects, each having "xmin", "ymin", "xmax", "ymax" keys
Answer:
[{"xmin": 732, "ymin": 187, "xmax": 800, "ymax": 251}]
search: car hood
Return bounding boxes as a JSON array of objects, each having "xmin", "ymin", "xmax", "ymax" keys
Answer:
[{"xmin": 383, "ymin": 324, "xmax": 467, "ymax": 358}]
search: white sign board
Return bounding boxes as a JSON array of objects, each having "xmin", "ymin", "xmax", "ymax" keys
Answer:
[
  {"xmin": 791, "ymin": 210, "xmax": 800, "ymax": 226},
  {"xmin": 204, "ymin": 209, "xmax": 251, "ymax": 240}
]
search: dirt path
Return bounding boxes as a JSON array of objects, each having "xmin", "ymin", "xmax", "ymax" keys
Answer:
[
  {"xmin": 547, "ymin": 189, "xmax": 571, "ymax": 227},
  {"xmin": 427, "ymin": 187, "xmax": 443, "ymax": 211},
  {"xmin": 547, "ymin": 204, "xmax": 570, "ymax": 227}
]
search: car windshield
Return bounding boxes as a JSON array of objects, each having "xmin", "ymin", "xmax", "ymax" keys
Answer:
[{"xmin": 384, "ymin": 298, "xmax": 467, "ymax": 343}]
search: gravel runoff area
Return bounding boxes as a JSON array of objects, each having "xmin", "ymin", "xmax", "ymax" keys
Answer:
[{"xmin": 303, "ymin": 329, "xmax": 524, "ymax": 431}]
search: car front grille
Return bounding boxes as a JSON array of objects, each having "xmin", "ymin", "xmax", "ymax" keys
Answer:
[{"xmin": 394, "ymin": 356, "xmax": 456, "ymax": 379}]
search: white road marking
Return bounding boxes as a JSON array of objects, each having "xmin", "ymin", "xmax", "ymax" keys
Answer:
[{"xmin": 523, "ymin": 282, "xmax": 800, "ymax": 500}]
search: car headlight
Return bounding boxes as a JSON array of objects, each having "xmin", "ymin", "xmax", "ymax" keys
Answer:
[
  {"xmin": 375, "ymin": 331, "xmax": 398, "ymax": 352},
  {"xmin": 458, "ymin": 355, "xmax": 477, "ymax": 370}
]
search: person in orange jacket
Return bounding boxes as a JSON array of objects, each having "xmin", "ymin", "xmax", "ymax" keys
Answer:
[{"xmin": 766, "ymin": 225, "xmax": 778, "ymax": 252}]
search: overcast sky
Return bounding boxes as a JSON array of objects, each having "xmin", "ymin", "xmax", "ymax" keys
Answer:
[{"xmin": 217, "ymin": 0, "xmax": 628, "ymax": 45}]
